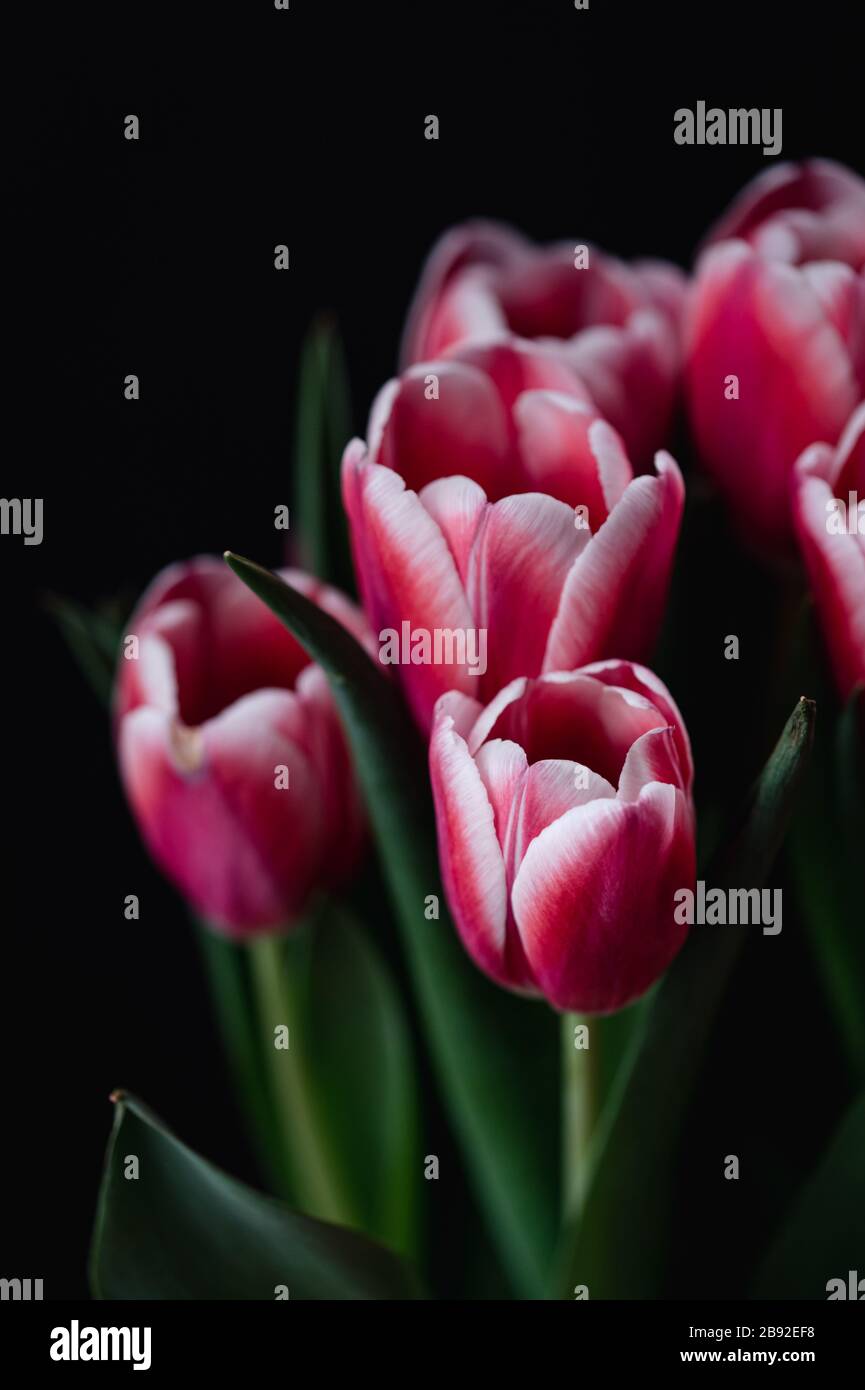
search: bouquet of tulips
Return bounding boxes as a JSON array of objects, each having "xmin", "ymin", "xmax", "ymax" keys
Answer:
[{"xmin": 68, "ymin": 160, "xmax": 863, "ymax": 1301}]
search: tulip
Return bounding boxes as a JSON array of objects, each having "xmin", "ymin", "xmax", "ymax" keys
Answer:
[
  {"xmin": 429, "ymin": 661, "xmax": 695, "ymax": 1013},
  {"xmin": 703, "ymin": 159, "xmax": 865, "ymax": 269},
  {"xmin": 115, "ymin": 557, "xmax": 368, "ymax": 935},
  {"xmin": 685, "ymin": 239, "xmax": 865, "ymax": 559},
  {"xmin": 400, "ymin": 220, "xmax": 686, "ymax": 467},
  {"xmin": 342, "ymin": 346, "xmax": 685, "ymax": 733},
  {"xmin": 792, "ymin": 402, "xmax": 865, "ymax": 702}
]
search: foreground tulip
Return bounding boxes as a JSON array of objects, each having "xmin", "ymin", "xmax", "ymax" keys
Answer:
[
  {"xmin": 115, "ymin": 557, "xmax": 368, "ymax": 935},
  {"xmin": 792, "ymin": 403, "xmax": 865, "ymax": 702},
  {"xmin": 342, "ymin": 357, "xmax": 685, "ymax": 732},
  {"xmin": 703, "ymin": 159, "xmax": 865, "ymax": 269},
  {"xmin": 429, "ymin": 662, "xmax": 695, "ymax": 1013},
  {"xmin": 686, "ymin": 239, "xmax": 865, "ymax": 559},
  {"xmin": 400, "ymin": 220, "xmax": 686, "ymax": 466}
]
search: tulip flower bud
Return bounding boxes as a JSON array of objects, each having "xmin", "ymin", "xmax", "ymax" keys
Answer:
[
  {"xmin": 401, "ymin": 220, "xmax": 686, "ymax": 468},
  {"xmin": 429, "ymin": 661, "xmax": 696, "ymax": 1014},
  {"xmin": 702, "ymin": 159, "xmax": 865, "ymax": 269},
  {"xmin": 115, "ymin": 557, "xmax": 368, "ymax": 935},
  {"xmin": 343, "ymin": 342, "xmax": 684, "ymax": 733},
  {"xmin": 792, "ymin": 402, "xmax": 865, "ymax": 703},
  {"xmin": 685, "ymin": 240, "xmax": 865, "ymax": 560}
]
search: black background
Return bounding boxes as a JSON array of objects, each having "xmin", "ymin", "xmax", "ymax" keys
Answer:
[{"xmin": 6, "ymin": 0, "xmax": 864, "ymax": 1300}]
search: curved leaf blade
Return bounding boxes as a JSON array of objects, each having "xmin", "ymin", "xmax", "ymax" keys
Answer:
[
  {"xmin": 90, "ymin": 1093, "xmax": 420, "ymax": 1300},
  {"xmin": 284, "ymin": 904, "xmax": 423, "ymax": 1260},
  {"xmin": 223, "ymin": 552, "xmax": 559, "ymax": 1297},
  {"xmin": 555, "ymin": 697, "xmax": 816, "ymax": 1298},
  {"xmin": 293, "ymin": 316, "xmax": 353, "ymax": 590},
  {"xmin": 754, "ymin": 1090, "xmax": 865, "ymax": 1299},
  {"xmin": 790, "ymin": 689, "xmax": 865, "ymax": 1078}
]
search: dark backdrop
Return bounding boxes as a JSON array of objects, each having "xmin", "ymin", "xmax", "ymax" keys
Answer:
[{"xmin": 6, "ymin": 1, "xmax": 864, "ymax": 1299}]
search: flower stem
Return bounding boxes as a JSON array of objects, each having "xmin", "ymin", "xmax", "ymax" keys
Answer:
[
  {"xmin": 561, "ymin": 1011, "xmax": 597, "ymax": 1219},
  {"xmin": 196, "ymin": 920, "xmax": 286, "ymax": 1193},
  {"xmin": 248, "ymin": 932, "xmax": 350, "ymax": 1225}
]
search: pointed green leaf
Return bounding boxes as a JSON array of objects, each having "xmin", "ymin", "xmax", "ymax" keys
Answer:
[
  {"xmin": 44, "ymin": 593, "xmax": 122, "ymax": 705},
  {"xmin": 233, "ymin": 907, "xmax": 422, "ymax": 1260},
  {"xmin": 224, "ymin": 552, "xmax": 559, "ymax": 1297},
  {"xmin": 301, "ymin": 904, "xmax": 422, "ymax": 1261},
  {"xmin": 555, "ymin": 697, "xmax": 816, "ymax": 1298},
  {"xmin": 754, "ymin": 1090, "xmax": 865, "ymax": 1299},
  {"xmin": 90, "ymin": 1093, "xmax": 421, "ymax": 1300},
  {"xmin": 293, "ymin": 316, "xmax": 354, "ymax": 591},
  {"xmin": 790, "ymin": 686, "xmax": 865, "ymax": 1077}
]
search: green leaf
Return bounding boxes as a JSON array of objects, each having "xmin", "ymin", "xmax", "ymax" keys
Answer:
[
  {"xmin": 195, "ymin": 922, "xmax": 288, "ymax": 1196},
  {"xmin": 790, "ymin": 687, "xmax": 865, "ymax": 1078},
  {"xmin": 293, "ymin": 316, "xmax": 354, "ymax": 591},
  {"xmin": 223, "ymin": 552, "xmax": 559, "ymax": 1297},
  {"xmin": 90, "ymin": 1093, "xmax": 421, "ymax": 1300},
  {"xmin": 554, "ymin": 697, "xmax": 816, "ymax": 1299},
  {"xmin": 754, "ymin": 1090, "xmax": 865, "ymax": 1299},
  {"xmin": 44, "ymin": 593, "xmax": 122, "ymax": 705},
  {"xmin": 224, "ymin": 907, "xmax": 422, "ymax": 1259},
  {"xmin": 199, "ymin": 901, "xmax": 421, "ymax": 1261},
  {"xmin": 244, "ymin": 930, "xmax": 359, "ymax": 1230},
  {"xmin": 302, "ymin": 904, "xmax": 422, "ymax": 1261}
]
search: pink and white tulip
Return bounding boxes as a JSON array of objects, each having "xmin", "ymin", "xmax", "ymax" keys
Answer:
[
  {"xmin": 342, "ymin": 346, "xmax": 685, "ymax": 733},
  {"xmin": 429, "ymin": 662, "xmax": 696, "ymax": 1014},
  {"xmin": 686, "ymin": 239, "xmax": 865, "ymax": 560},
  {"xmin": 400, "ymin": 221, "xmax": 686, "ymax": 467},
  {"xmin": 115, "ymin": 557, "xmax": 368, "ymax": 936},
  {"xmin": 703, "ymin": 159, "xmax": 865, "ymax": 270},
  {"xmin": 792, "ymin": 402, "xmax": 865, "ymax": 702}
]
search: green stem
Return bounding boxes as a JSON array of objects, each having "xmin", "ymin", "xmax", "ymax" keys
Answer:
[
  {"xmin": 247, "ymin": 933, "xmax": 349, "ymax": 1225},
  {"xmin": 196, "ymin": 921, "xmax": 285, "ymax": 1193},
  {"xmin": 561, "ymin": 1012, "xmax": 597, "ymax": 1219}
]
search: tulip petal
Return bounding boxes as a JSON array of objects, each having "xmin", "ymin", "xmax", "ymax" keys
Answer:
[
  {"xmin": 435, "ymin": 688, "xmax": 485, "ymax": 741},
  {"xmin": 687, "ymin": 241, "xmax": 862, "ymax": 553},
  {"xmin": 566, "ymin": 310, "xmax": 680, "ymax": 466},
  {"xmin": 399, "ymin": 219, "xmax": 526, "ymax": 364},
  {"xmin": 543, "ymin": 452, "xmax": 684, "ymax": 672},
  {"xmin": 452, "ymin": 338, "xmax": 592, "ymax": 414},
  {"xmin": 632, "ymin": 259, "xmax": 688, "ymax": 332},
  {"xmin": 467, "ymin": 492, "xmax": 588, "ymax": 697},
  {"xmin": 703, "ymin": 159, "xmax": 865, "ymax": 267},
  {"xmin": 121, "ymin": 558, "xmax": 320, "ymax": 727},
  {"xmin": 132, "ymin": 601, "xmax": 204, "ymax": 720},
  {"xmin": 834, "ymin": 400, "xmax": 865, "ymax": 498},
  {"xmin": 618, "ymin": 725, "xmax": 683, "ymax": 800},
  {"xmin": 368, "ymin": 359, "xmax": 512, "ymax": 498},
  {"xmin": 793, "ymin": 456, "xmax": 865, "ymax": 701},
  {"xmin": 429, "ymin": 706, "xmax": 511, "ymax": 985},
  {"xmin": 409, "ymin": 267, "xmax": 507, "ymax": 359},
  {"xmin": 418, "ymin": 475, "xmax": 488, "ymax": 588},
  {"xmin": 207, "ymin": 570, "xmax": 320, "ymax": 716},
  {"xmin": 473, "ymin": 737, "xmax": 529, "ymax": 858},
  {"xmin": 509, "ymin": 758, "xmax": 616, "ymax": 872},
  {"xmin": 513, "ymin": 392, "xmax": 631, "ymax": 520},
  {"xmin": 476, "ymin": 670, "xmax": 668, "ymax": 789},
  {"xmin": 294, "ymin": 663, "xmax": 366, "ymax": 883},
  {"xmin": 800, "ymin": 262, "xmax": 865, "ymax": 382},
  {"xmin": 465, "ymin": 676, "xmax": 529, "ymax": 755},
  {"xmin": 512, "ymin": 782, "xmax": 692, "ymax": 1013},
  {"xmin": 116, "ymin": 560, "xmax": 228, "ymax": 725},
  {"xmin": 579, "ymin": 659, "xmax": 694, "ymax": 793},
  {"xmin": 341, "ymin": 452, "xmax": 477, "ymax": 729},
  {"xmin": 119, "ymin": 692, "xmax": 324, "ymax": 933}
]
